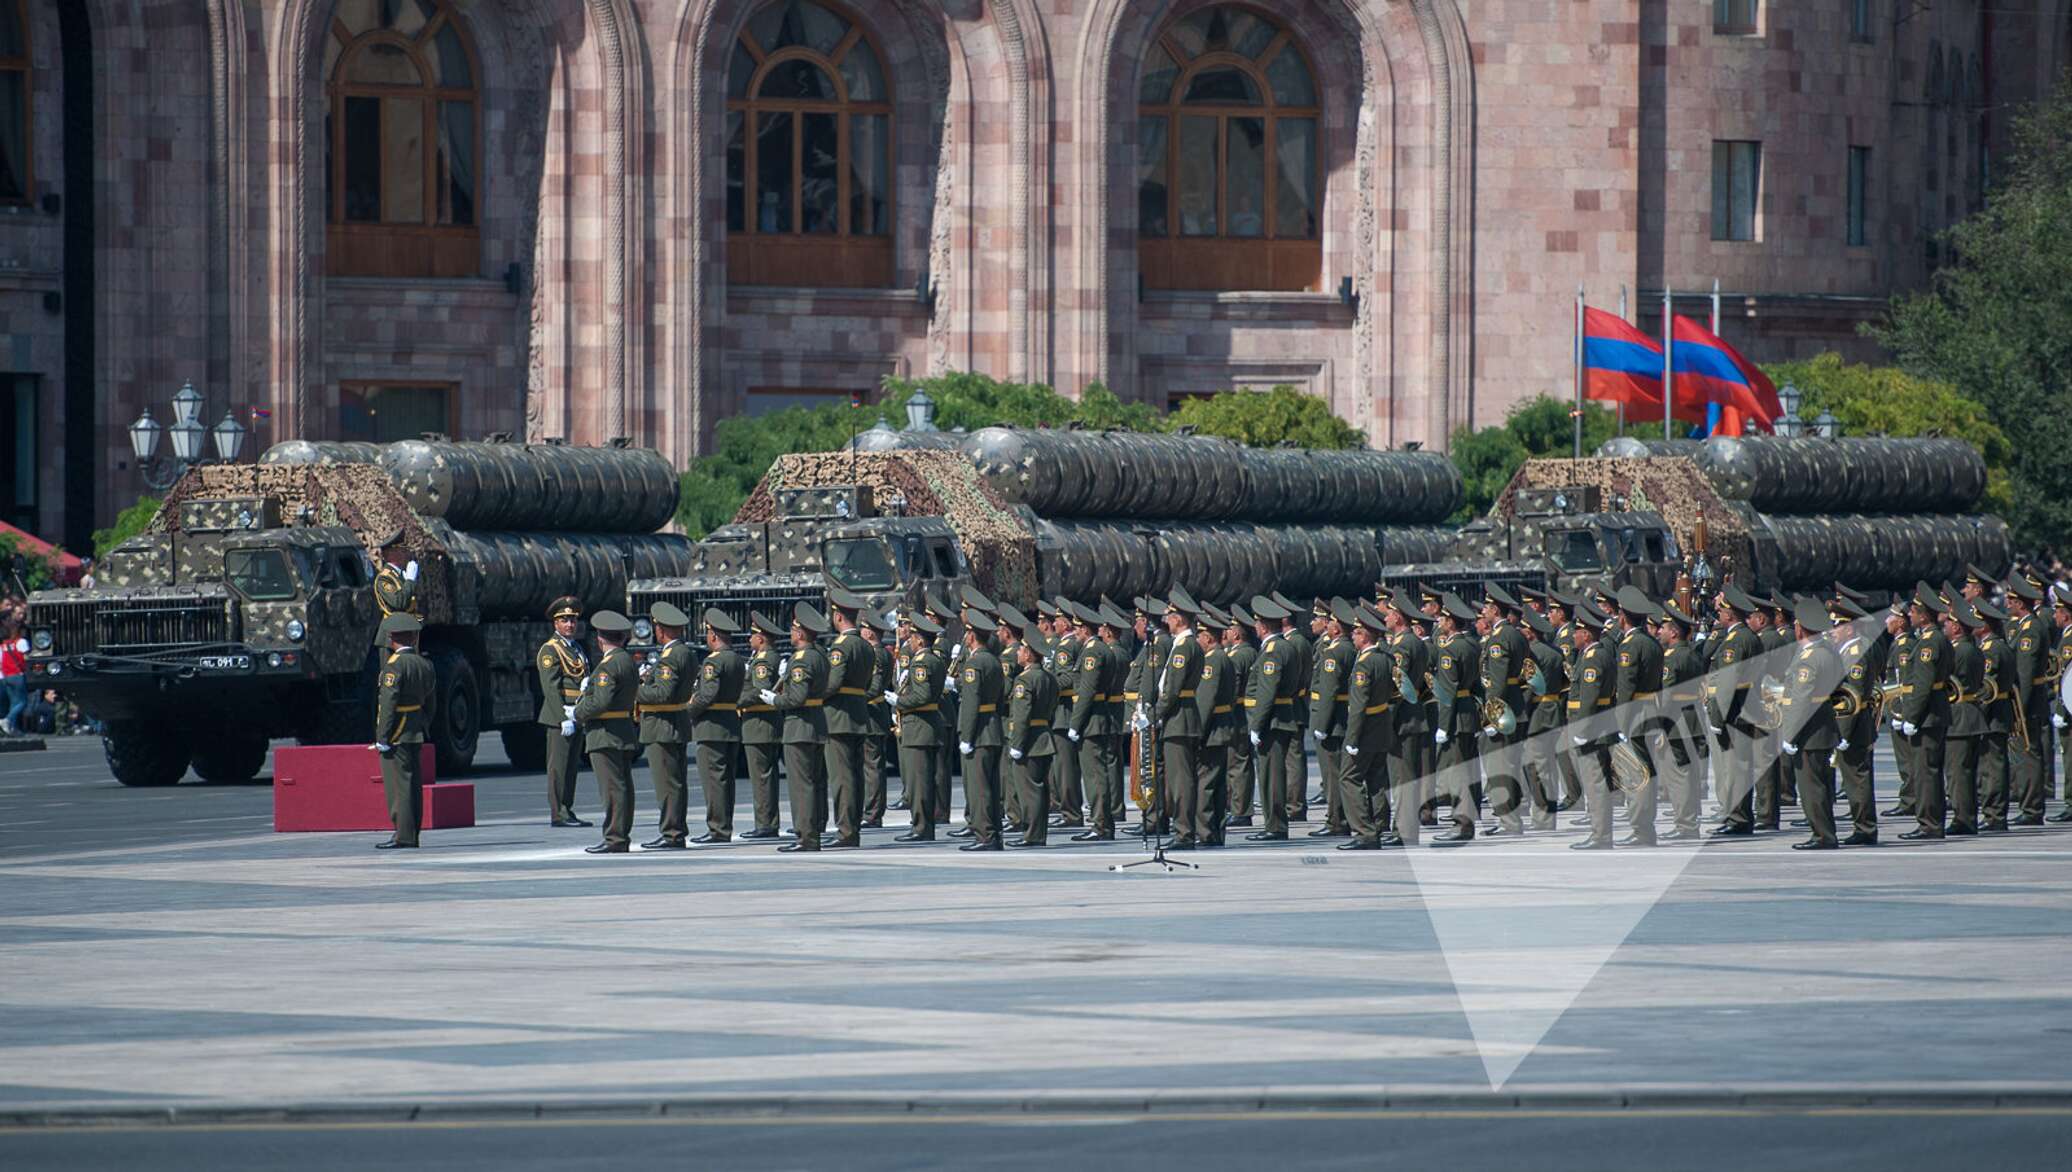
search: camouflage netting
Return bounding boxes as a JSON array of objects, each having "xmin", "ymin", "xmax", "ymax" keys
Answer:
[
  {"xmin": 1500, "ymin": 457, "xmax": 1762, "ymax": 581},
  {"xmin": 739, "ymin": 450, "xmax": 1040, "ymax": 605}
]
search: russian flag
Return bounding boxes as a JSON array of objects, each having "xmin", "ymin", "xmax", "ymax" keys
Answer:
[
  {"xmin": 1583, "ymin": 308, "xmax": 1704, "ymax": 422},
  {"xmin": 1670, "ymin": 315, "xmax": 1780, "ymax": 431}
]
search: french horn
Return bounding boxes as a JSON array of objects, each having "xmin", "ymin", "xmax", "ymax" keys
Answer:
[
  {"xmin": 1751, "ymin": 674, "xmax": 1787, "ymax": 732},
  {"xmin": 1481, "ymin": 696, "xmax": 1516, "ymax": 737}
]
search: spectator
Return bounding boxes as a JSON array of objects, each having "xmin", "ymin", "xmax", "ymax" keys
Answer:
[
  {"xmin": 1, "ymin": 618, "xmax": 27, "ymax": 736},
  {"xmin": 20, "ymin": 688, "xmax": 55, "ymax": 735},
  {"xmin": 78, "ymin": 557, "xmax": 95, "ymax": 590}
]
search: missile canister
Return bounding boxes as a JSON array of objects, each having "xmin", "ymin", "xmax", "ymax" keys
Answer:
[
  {"xmin": 428, "ymin": 524, "xmax": 697, "ymax": 620},
  {"xmin": 1695, "ymin": 436, "xmax": 1986, "ymax": 515},
  {"xmin": 1755, "ymin": 512, "xmax": 2010, "ymax": 591},
  {"xmin": 1596, "ymin": 437, "xmax": 1701, "ymax": 459}
]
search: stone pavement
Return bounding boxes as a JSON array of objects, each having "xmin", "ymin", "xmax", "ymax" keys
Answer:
[{"xmin": 1, "ymin": 735, "xmax": 2069, "ymax": 1116}]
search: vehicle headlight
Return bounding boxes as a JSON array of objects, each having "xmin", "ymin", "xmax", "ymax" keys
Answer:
[
  {"xmin": 633, "ymin": 618, "xmax": 654, "ymax": 642},
  {"xmin": 30, "ymin": 628, "xmax": 52, "ymax": 652},
  {"xmin": 285, "ymin": 619, "xmax": 305, "ymax": 641},
  {"xmin": 267, "ymin": 652, "xmax": 284, "ymax": 668}
]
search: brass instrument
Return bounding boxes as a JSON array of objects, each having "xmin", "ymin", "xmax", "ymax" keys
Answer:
[
  {"xmin": 1876, "ymin": 681, "xmax": 1903, "ymax": 720},
  {"xmin": 1829, "ymin": 685, "xmax": 1863, "ymax": 722},
  {"xmin": 1609, "ymin": 737, "xmax": 1654, "ymax": 794},
  {"xmin": 2059, "ymin": 662, "xmax": 2072, "ymax": 719},
  {"xmin": 1481, "ymin": 696, "xmax": 1516, "ymax": 737},
  {"xmin": 1751, "ymin": 674, "xmax": 1786, "ymax": 732},
  {"xmin": 1395, "ymin": 668, "xmax": 1419, "ymax": 705}
]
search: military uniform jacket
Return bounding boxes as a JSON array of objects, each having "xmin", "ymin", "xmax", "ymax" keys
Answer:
[
  {"xmin": 1050, "ymin": 635, "xmax": 1081, "ymax": 730},
  {"xmin": 1481, "ymin": 620, "xmax": 1531, "ymax": 719},
  {"xmin": 1245, "ymin": 633, "xmax": 1302, "ymax": 734},
  {"xmin": 1006, "ymin": 664, "xmax": 1057, "ymax": 759},
  {"xmin": 1660, "ymin": 642, "xmax": 1702, "ymax": 743},
  {"xmin": 1568, "ymin": 640, "xmax": 1616, "ymax": 745},
  {"xmin": 895, "ymin": 646, "xmax": 946, "ymax": 747},
  {"xmin": 573, "ymin": 646, "xmax": 640, "ymax": 753},
  {"xmin": 1128, "ymin": 632, "xmax": 1169, "ymax": 708},
  {"xmin": 1388, "ymin": 630, "xmax": 1431, "ymax": 737},
  {"xmin": 1343, "ymin": 644, "xmax": 1398, "ymax": 753},
  {"xmin": 1781, "ymin": 640, "xmax": 1842, "ymax": 751},
  {"xmin": 1526, "ymin": 640, "xmax": 1568, "ymax": 735},
  {"xmin": 1197, "ymin": 645, "xmax": 1238, "ymax": 747},
  {"xmin": 1432, "ymin": 632, "xmax": 1481, "ymax": 739},
  {"xmin": 1834, "ymin": 634, "xmax": 1878, "ymax": 746},
  {"xmin": 1285, "ymin": 629, "xmax": 1315, "ymax": 728},
  {"xmin": 375, "ymin": 647, "xmax": 435, "ymax": 746},
  {"xmin": 1895, "ymin": 626, "xmax": 1954, "ymax": 731},
  {"xmin": 1614, "ymin": 628, "xmax": 1664, "ymax": 738},
  {"xmin": 740, "ymin": 648, "xmax": 782, "ymax": 745},
  {"xmin": 2013, "ymin": 612, "xmax": 2051, "ymax": 717},
  {"xmin": 2055, "ymin": 621, "xmax": 2072, "ymax": 720},
  {"xmin": 824, "ymin": 630, "xmax": 874, "ymax": 736},
  {"xmin": 1067, "ymin": 640, "xmax": 1118, "ymax": 738},
  {"xmin": 998, "ymin": 638, "xmax": 1024, "ymax": 690},
  {"xmin": 1155, "ymin": 632, "xmax": 1205, "ymax": 738},
  {"xmin": 1979, "ymin": 633, "xmax": 2014, "ymax": 735},
  {"xmin": 1308, "ymin": 636, "xmax": 1353, "ymax": 738},
  {"xmin": 689, "ymin": 646, "xmax": 745, "ymax": 744},
  {"xmin": 1223, "ymin": 641, "xmax": 1256, "ymax": 732},
  {"xmin": 535, "ymin": 635, "xmax": 588, "ymax": 724},
  {"xmin": 1947, "ymin": 635, "xmax": 1986, "ymax": 738},
  {"xmin": 373, "ymin": 562, "xmax": 419, "ymax": 620},
  {"xmin": 1705, "ymin": 623, "xmax": 1759, "ymax": 731},
  {"xmin": 636, "ymin": 640, "xmax": 696, "ymax": 744},
  {"xmin": 776, "ymin": 644, "xmax": 830, "ymax": 744},
  {"xmin": 957, "ymin": 648, "xmax": 1005, "ymax": 746}
]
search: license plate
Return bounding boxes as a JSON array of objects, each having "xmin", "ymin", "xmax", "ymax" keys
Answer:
[{"xmin": 200, "ymin": 656, "xmax": 251, "ymax": 670}]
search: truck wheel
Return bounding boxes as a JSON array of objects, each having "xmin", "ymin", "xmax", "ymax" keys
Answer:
[
  {"xmin": 429, "ymin": 646, "xmax": 480, "ymax": 775},
  {"xmin": 500, "ymin": 723, "xmax": 547, "ymax": 772},
  {"xmin": 190, "ymin": 735, "xmax": 271, "ymax": 785},
  {"xmin": 103, "ymin": 722, "xmax": 192, "ymax": 787}
]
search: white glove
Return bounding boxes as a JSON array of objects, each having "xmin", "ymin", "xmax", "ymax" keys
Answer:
[
  {"xmin": 944, "ymin": 677, "xmax": 959, "ymax": 694},
  {"xmin": 777, "ymin": 656, "xmax": 791, "ymax": 675},
  {"xmin": 402, "ymin": 561, "xmax": 419, "ymax": 582},
  {"xmin": 1068, "ymin": 728, "xmax": 1081, "ymax": 743},
  {"xmin": 1133, "ymin": 705, "xmax": 1150, "ymax": 732},
  {"xmin": 1709, "ymin": 723, "xmax": 1725, "ymax": 736},
  {"xmin": 2056, "ymin": 713, "xmax": 2068, "ymax": 730},
  {"xmin": 1248, "ymin": 730, "xmax": 1261, "ymax": 748},
  {"xmin": 1694, "ymin": 630, "xmax": 1708, "ymax": 641},
  {"xmin": 559, "ymin": 720, "xmax": 576, "ymax": 737},
  {"xmin": 372, "ymin": 742, "xmax": 393, "ymax": 754},
  {"xmin": 1434, "ymin": 728, "xmax": 1449, "ymax": 746},
  {"xmin": 562, "ymin": 705, "xmax": 575, "ymax": 721},
  {"xmin": 1570, "ymin": 734, "xmax": 1586, "ymax": 747},
  {"xmin": 959, "ymin": 740, "xmax": 974, "ymax": 757},
  {"xmin": 638, "ymin": 661, "xmax": 652, "ymax": 678},
  {"xmin": 882, "ymin": 690, "xmax": 898, "ymax": 707},
  {"xmin": 1782, "ymin": 741, "xmax": 1799, "ymax": 756},
  {"xmin": 1890, "ymin": 717, "xmax": 1904, "ymax": 733},
  {"xmin": 1009, "ymin": 747, "xmax": 1024, "ymax": 761},
  {"xmin": 1345, "ymin": 744, "xmax": 1360, "ymax": 757},
  {"xmin": 1901, "ymin": 721, "xmax": 1919, "ymax": 738},
  {"xmin": 1482, "ymin": 725, "xmax": 1497, "ymax": 739},
  {"xmin": 1837, "ymin": 739, "xmax": 1850, "ymax": 752},
  {"xmin": 1617, "ymin": 732, "xmax": 1630, "ymax": 744},
  {"xmin": 580, "ymin": 674, "xmax": 592, "ymax": 694},
  {"xmin": 950, "ymin": 644, "xmax": 964, "ymax": 662},
  {"xmin": 1309, "ymin": 728, "xmax": 1323, "ymax": 742},
  {"xmin": 758, "ymin": 689, "xmax": 778, "ymax": 706}
]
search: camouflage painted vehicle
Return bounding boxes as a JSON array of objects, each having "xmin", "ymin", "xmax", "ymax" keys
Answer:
[
  {"xmin": 25, "ymin": 454, "xmax": 695, "ymax": 787},
  {"xmin": 1378, "ymin": 483, "xmax": 1684, "ymax": 601}
]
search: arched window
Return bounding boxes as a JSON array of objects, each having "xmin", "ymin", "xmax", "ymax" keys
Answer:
[
  {"xmin": 1137, "ymin": 5, "xmax": 1321, "ymax": 292},
  {"xmin": 324, "ymin": 0, "xmax": 482, "ymax": 278},
  {"xmin": 725, "ymin": 0, "xmax": 893, "ymax": 288},
  {"xmin": 0, "ymin": 0, "xmax": 29, "ymax": 205}
]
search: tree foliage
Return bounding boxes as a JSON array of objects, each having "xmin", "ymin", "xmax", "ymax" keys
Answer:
[
  {"xmin": 0, "ymin": 532, "xmax": 65, "ymax": 592},
  {"xmin": 1165, "ymin": 384, "xmax": 1363, "ymax": 449},
  {"xmin": 1447, "ymin": 396, "xmax": 1635, "ymax": 520},
  {"xmin": 1871, "ymin": 83, "xmax": 2072, "ymax": 552},
  {"xmin": 92, "ymin": 495, "xmax": 163, "ymax": 558},
  {"xmin": 676, "ymin": 403, "xmax": 874, "ymax": 538}
]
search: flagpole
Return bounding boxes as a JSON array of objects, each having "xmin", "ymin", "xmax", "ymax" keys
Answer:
[
  {"xmin": 1616, "ymin": 286, "xmax": 1627, "ymax": 435},
  {"xmin": 1662, "ymin": 286, "xmax": 1674, "ymax": 441},
  {"xmin": 1573, "ymin": 283, "xmax": 1584, "ymax": 459},
  {"xmin": 1711, "ymin": 277, "xmax": 1721, "ymax": 335}
]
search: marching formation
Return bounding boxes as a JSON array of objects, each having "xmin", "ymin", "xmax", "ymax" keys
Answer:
[{"xmin": 372, "ymin": 567, "xmax": 2072, "ymax": 855}]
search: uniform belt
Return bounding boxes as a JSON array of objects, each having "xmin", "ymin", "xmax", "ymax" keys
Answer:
[
  {"xmin": 1029, "ymin": 718, "xmax": 1050, "ymax": 726},
  {"xmin": 802, "ymin": 699, "xmax": 824, "ymax": 707},
  {"xmin": 1506, "ymin": 675, "xmax": 1524, "ymax": 685},
  {"xmin": 838, "ymin": 687, "xmax": 869, "ymax": 696},
  {"xmin": 1310, "ymin": 691, "xmax": 1349, "ymax": 702},
  {"xmin": 1178, "ymin": 690, "xmax": 1197, "ymax": 698},
  {"xmin": 1124, "ymin": 691, "xmax": 1141, "ymax": 700},
  {"xmin": 740, "ymin": 704, "xmax": 773, "ymax": 714},
  {"xmin": 977, "ymin": 704, "xmax": 998, "ymax": 713},
  {"xmin": 1632, "ymin": 690, "xmax": 1657, "ymax": 699},
  {"xmin": 638, "ymin": 702, "xmax": 691, "ymax": 712},
  {"xmin": 1669, "ymin": 691, "xmax": 1701, "ymax": 701},
  {"xmin": 1058, "ymin": 691, "xmax": 1076, "ymax": 701},
  {"xmin": 1363, "ymin": 702, "xmax": 1391, "ymax": 714},
  {"xmin": 597, "ymin": 709, "xmax": 632, "ymax": 719},
  {"xmin": 1455, "ymin": 688, "xmax": 1472, "ymax": 698},
  {"xmin": 904, "ymin": 704, "xmax": 938, "ymax": 713},
  {"xmin": 394, "ymin": 704, "xmax": 422, "ymax": 713},
  {"xmin": 707, "ymin": 702, "xmax": 737, "ymax": 711},
  {"xmin": 1212, "ymin": 705, "xmax": 1233, "ymax": 714},
  {"xmin": 557, "ymin": 689, "xmax": 582, "ymax": 700}
]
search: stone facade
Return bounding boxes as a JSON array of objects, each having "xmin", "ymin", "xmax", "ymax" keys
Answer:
[{"xmin": 3, "ymin": 0, "xmax": 2067, "ymax": 550}]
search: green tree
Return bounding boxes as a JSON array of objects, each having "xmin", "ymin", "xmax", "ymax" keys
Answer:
[
  {"xmin": 0, "ymin": 532, "xmax": 64, "ymax": 592},
  {"xmin": 1761, "ymin": 353, "xmax": 2014, "ymax": 516},
  {"xmin": 1447, "ymin": 396, "xmax": 1634, "ymax": 519},
  {"xmin": 676, "ymin": 402, "xmax": 874, "ymax": 537},
  {"xmin": 92, "ymin": 495, "xmax": 163, "ymax": 558},
  {"xmin": 1871, "ymin": 84, "xmax": 2072, "ymax": 551},
  {"xmin": 1165, "ymin": 385, "xmax": 1363, "ymax": 449}
]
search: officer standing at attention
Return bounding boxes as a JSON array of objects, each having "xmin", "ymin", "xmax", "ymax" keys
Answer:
[
  {"xmin": 956, "ymin": 609, "xmax": 1007, "ymax": 851},
  {"xmin": 767, "ymin": 603, "xmax": 833, "ymax": 851},
  {"xmin": 1126, "ymin": 598, "xmax": 1171, "ymax": 836},
  {"xmin": 1708, "ymin": 584, "xmax": 1766, "ymax": 837},
  {"xmin": 822, "ymin": 590, "xmax": 874, "ymax": 849},
  {"xmin": 1193, "ymin": 609, "xmax": 1236, "ymax": 847},
  {"xmin": 1941, "ymin": 597, "xmax": 1985, "ymax": 836},
  {"xmin": 1566, "ymin": 606, "xmax": 1618, "ymax": 850},
  {"xmin": 1612, "ymin": 586, "xmax": 1664, "ymax": 848},
  {"xmin": 1544, "ymin": 590, "xmax": 1583, "ymax": 812},
  {"xmin": 536, "ymin": 596, "xmax": 592, "ymax": 828},
  {"xmin": 860, "ymin": 609, "xmax": 896, "ymax": 828},
  {"xmin": 636, "ymin": 601, "xmax": 696, "ymax": 850},
  {"xmin": 891, "ymin": 613, "xmax": 947, "ymax": 842},
  {"xmin": 1305, "ymin": 600, "xmax": 1355, "ymax": 839},
  {"xmin": 1155, "ymin": 589, "xmax": 1208, "ymax": 849},
  {"xmin": 1781, "ymin": 599, "xmax": 1846, "ymax": 850},
  {"xmin": 1005, "ymin": 634, "xmax": 1057, "ymax": 848},
  {"xmin": 1474, "ymin": 585, "xmax": 1534, "ymax": 839},
  {"xmin": 1221, "ymin": 606, "xmax": 1258, "ymax": 829},
  {"xmin": 1383, "ymin": 592, "xmax": 1431, "ymax": 841},
  {"xmin": 575, "ymin": 611, "xmax": 641, "ymax": 854},
  {"xmin": 688, "ymin": 608, "xmax": 745, "ymax": 844},
  {"xmin": 1097, "ymin": 602, "xmax": 1136, "ymax": 834},
  {"xmin": 924, "ymin": 591, "xmax": 963, "ymax": 832},
  {"xmin": 1339, "ymin": 606, "xmax": 1401, "ymax": 849},
  {"xmin": 737, "ymin": 612, "xmax": 787, "ymax": 840},
  {"xmin": 372, "ymin": 613, "xmax": 434, "ymax": 850},
  {"xmin": 1066, "ymin": 604, "xmax": 1118, "ymax": 841},
  {"xmin": 1882, "ymin": 598, "xmax": 1922, "ymax": 820},
  {"xmin": 1427, "ymin": 593, "xmax": 1482, "ymax": 833},
  {"xmin": 1242, "ymin": 596, "xmax": 1297, "ymax": 842},
  {"xmin": 371, "ymin": 528, "xmax": 421, "ymax": 623},
  {"xmin": 1519, "ymin": 607, "xmax": 1565, "ymax": 829},
  {"xmin": 1895, "ymin": 587, "xmax": 1956, "ymax": 840},
  {"xmin": 1826, "ymin": 597, "xmax": 1884, "ymax": 846},
  {"xmin": 2004, "ymin": 577, "xmax": 2052, "ymax": 825},
  {"xmin": 1972, "ymin": 599, "xmax": 2017, "ymax": 833},
  {"xmin": 1045, "ymin": 602, "xmax": 1086, "ymax": 830},
  {"xmin": 1654, "ymin": 603, "xmax": 1706, "ymax": 841}
]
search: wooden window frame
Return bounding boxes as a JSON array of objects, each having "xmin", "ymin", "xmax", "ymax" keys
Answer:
[
  {"xmin": 726, "ymin": 1, "xmax": 895, "ymax": 289},
  {"xmin": 0, "ymin": 0, "xmax": 32, "ymax": 207},
  {"xmin": 1712, "ymin": 0, "xmax": 1759, "ymax": 37},
  {"xmin": 1136, "ymin": 4, "xmax": 1323, "ymax": 293},
  {"xmin": 324, "ymin": 1, "xmax": 483, "ymax": 279},
  {"xmin": 338, "ymin": 380, "xmax": 462, "ymax": 443},
  {"xmin": 1710, "ymin": 139, "xmax": 1761, "ymax": 243}
]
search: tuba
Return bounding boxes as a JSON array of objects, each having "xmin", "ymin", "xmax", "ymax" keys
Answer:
[
  {"xmin": 1751, "ymin": 674, "xmax": 1787, "ymax": 732},
  {"xmin": 1609, "ymin": 738, "xmax": 1654, "ymax": 794}
]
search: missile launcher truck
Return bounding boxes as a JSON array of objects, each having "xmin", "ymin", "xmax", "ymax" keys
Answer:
[{"xmin": 23, "ymin": 439, "xmax": 696, "ymax": 786}]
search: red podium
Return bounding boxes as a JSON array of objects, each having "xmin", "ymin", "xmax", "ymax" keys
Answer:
[{"xmin": 273, "ymin": 745, "xmax": 472, "ymax": 832}]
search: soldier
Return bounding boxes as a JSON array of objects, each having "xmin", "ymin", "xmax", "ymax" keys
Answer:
[
  {"xmin": 1972, "ymin": 599, "xmax": 2016, "ymax": 833},
  {"xmin": 1046, "ymin": 601, "xmax": 1087, "ymax": 830},
  {"xmin": 1747, "ymin": 595, "xmax": 1792, "ymax": 816},
  {"xmin": 371, "ymin": 527, "xmax": 421, "ymax": 624},
  {"xmin": 1242, "ymin": 596, "xmax": 1299, "ymax": 842},
  {"xmin": 890, "ymin": 613, "xmax": 948, "ymax": 841},
  {"xmin": 924, "ymin": 591, "xmax": 962, "ymax": 833},
  {"xmin": 1651, "ymin": 603, "xmax": 1705, "ymax": 841},
  {"xmin": 1894, "ymin": 587, "xmax": 1955, "ymax": 840},
  {"xmin": 1473, "ymin": 585, "xmax": 1534, "ymax": 838},
  {"xmin": 688, "ymin": 608, "xmax": 745, "ymax": 844},
  {"xmin": 1340, "ymin": 605, "xmax": 1402, "ymax": 849},
  {"xmin": 575, "ymin": 610, "xmax": 641, "ymax": 854},
  {"xmin": 536, "ymin": 596, "xmax": 592, "ymax": 828},
  {"xmin": 1194, "ymin": 609, "xmax": 1237, "ymax": 847},
  {"xmin": 955, "ymin": 609, "xmax": 1007, "ymax": 851},
  {"xmin": 1430, "ymin": 592, "xmax": 1482, "ymax": 837},
  {"xmin": 1305, "ymin": 600, "xmax": 1355, "ymax": 839},
  {"xmin": 1221, "ymin": 605, "xmax": 1258, "ymax": 830},
  {"xmin": 1880, "ymin": 600, "xmax": 1920, "ymax": 819},
  {"xmin": 1707, "ymin": 584, "xmax": 1767, "ymax": 836},
  {"xmin": 1826, "ymin": 598, "xmax": 1885, "ymax": 846},
  {"xmin": 2050, "ymin": 584, "xmax": 2072, "ymax": 822},
  {"xmin": 821, "ymin": 590, "xmax": 874, "ymax": 849},
  {"xmin": 1611, "ymin": 586, "xmax": 1664, "ymax": 848},
  {"xmin": 763, "ymin": 603, "xmax": 831, "ymax": 853},
  {"xmin": 1097, "ymin": 601, "xmax": 1136, "ymax": 833},
  {"xmin": 1151, "ymin": 589, "xmax": 1207, "ymax": 848},
  {"xmin": 1125, "ymin": 598, "xmax": 1171, "ymax": 836},
  {"xmin": 1277, "ymin": 591, "xmax": 1316, "ymax": 822},
  {"xmin": 1066, "ymin": 604, "xmax": 1118, "ymax": 841},
  {"xmin": 860, "ymin": 609, "xmax": 897, "ymax": 828},
  {"xmin": 371, "ymin": 612, "xmax": 434, "ymax": 850},
  {"xmin": 1940, "ymin": 598, "xmax": 1986, "ymax": 836},
  {"xmin": 2005, "ymin": 577, "xmax": 2052, "ymax": 825},
  {"xmin": 737, "ymin": 611, "xmax": 787, "ymax": 840},
  {"xmin": 635, "ymin": 601, "xmax": 696, "ymax": 850},
  {"xmin": 1005, "ymin": 635, "xmax": 1057, "ymax": 848},
  {"xmin": 1780, "ymin": 600, "xmax": 1847, "ymax": 850},
  {"xmin": 1519, "ymin": 606, "xmax": 1563, "ymax": 830},
  {"xmin": 1383, "ymin": 591, "xmax": 1431, "ymax": 843},
  {"xmin": 1544, "ymin": 590, "xmax": 1583, "ymax": 811},
  {"xmin": 1566, "ymin": 606, "xmax": 1618, "ymax": 850}
]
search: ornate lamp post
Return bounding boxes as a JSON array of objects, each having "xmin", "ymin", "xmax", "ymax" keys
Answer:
[{"xmin": 128, "ymin": 381, "xmax": 247, "ymax": 490}]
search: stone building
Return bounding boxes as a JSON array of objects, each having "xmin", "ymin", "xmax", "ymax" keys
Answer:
[{"xmin": 2, "ymin": 0, "xmax": 2066, "ymax": 550}]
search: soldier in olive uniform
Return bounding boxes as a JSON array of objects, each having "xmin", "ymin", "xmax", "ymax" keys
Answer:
[
  {"xmin": 822, "ymin": 590, "xmax": 875, "ymax": 849},
  {"xmin": 636, "ymin": 601, "xmax": 697, "ymax": 849},
  {"xmin": 1970, "ymin": 599, "xmax": 2015, "ymax": 833},
  {"xmin": 371, "ymin": 613, "xmax": 435, "ymax": 850},
  {"xmin": 1126, "ymin": 598, "xmax": 1171, "ymax": 836},
  {"xmin": 1194, "ymin": 611, "xmax": 1237, "ymax": 846},
  {"xmin": 1066, "ymin": 604, "xmax": 1117, "ymax": 840},
  {"xmin": 371, "ymin": 528, "xmax": 421, "ymax": 625},
  {"xmin": 575, "ymin": 611, "xmax": 641, "ymax": 854},
  {"xmin": 994, "ymin": 604, "xmax": 1038, "ymax": 832},
  {"xmin": 1153, "ymin": 590, "xmax": 1208, "ymax": 848},
  {"xmin": 1005, "ymin": 636, "xmax": 1057, "ymax": 847},
  {"xmin": 1276, "ymin": 592, "xmax": 1315, "ymax": 821},
  {"xmin": 1779, "ymin": 600, "xmax": 1846, "ymax": 849},
  {"xmin": 1242, "ymin": 597, "xmax": 1297, "ymax": 841},
  {"xmin": 1520, "ymin": 607, "xmax": 1565, "ymax": 830},
  {"xmin": 688, "ymin": 608, "xmax": 745, "ymax": 843},
  {"xmin": 924, "ymin": 592, "xmax": 963, "ymax": 831},
  {"xmin": 1826, "ymin": 597, "xmax": 1885, "ymax": 846},
  {"xmin": 1709, "ymin": 584, "xmax": 1768, "ymax": 836},
  {"xmin": 536, "ymin": 596, "xmax": 592, "ymax": 828},
  {"xmin": 1612, "ymin": 586, "xmax": 1664, "ymax": 847},
  {"xmin": 1755, "ymin": 596, "xmax": 1796, "ymax": 810},
  {"xmin": 764, "ymin": 603, "xmax": 832, "ymax": 852},
  {"xmin": 1429, "ymin": 593, "xmax": 1482, "ymax": 833},
  {"xmin": 1565, "ymin": 607, "xmax": 1618, "ymax": 849},
  {"xmin": 1044, "ymin": 603, "xmax": 1086, "ymax": 829},
  {"xmin": 1654, "ymin": 603, "xmax": 1707, "ymax": 840},
  {"xmin": 2050, "ymin": 585, "xmax": 2072, "ymax": 821},
  {"xmin": 891, "ymin": 614, "xmax": 947, "ymax": 841},
  {"xmin": 1941, "ymin": 598, "xmax": 1986, "ymax": 835},
  {"xmin": 1894, "ymin": 588, "xmax": 1955, "ymax": 840},
  {"xmin": 1340, "ymin": 606, "xmax": 1402, "ymax": 849},
  {"xmin": 1471, "ymin": 585, "xmax": 1534, "ymax": 838},
  {"xmin": 1383, "ymin": 593, "xmax": 1430, "ymax": 840},
  {"xmin": 1544, "ymin": 591, "xmax": 1584, "ymax": 811},
  {"xmin": 737, "ymin": 611, "xmax": 787, "ymax": 839},
  {"xmin": 1221, "ymin": 608, "xmax": 1258, "ymax": 828},
  {"xmin": 860, "ymin": 610, "xmax": 896, "ymax": 827},
  {"xmin": 1305, "ymin": 601, "xmax": 1355, "ymax": 839},
  {"xmin": 956, "ymin": 610, "xmax": 1007, "ymax": 850},
  {"xmin": 1096, "ymin": 602, "xmax": 1137, "ymax": 834},
  {"xmin": 2005, "ymin": 577, "xmax": 2053, "ymax": 825}
]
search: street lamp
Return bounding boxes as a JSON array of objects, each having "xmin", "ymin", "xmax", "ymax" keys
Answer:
[
  {"xmin": 211, "ymin": 411, "xmax": 248, "ymax": 462},
  {"xmin": 129, "ymin": 380, "xmax": 243, "ymax": 490},
  {"xmin": 1773, "ymin": 382, "xmax": 1804, "ymax": 438},
  {"xmin": 903, "ymin": 388, "xmax": 938, "ymax": 432},
  {"xmin": 1811, "ymin": 409, "xmax": 1839, "ymax": 439}
]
